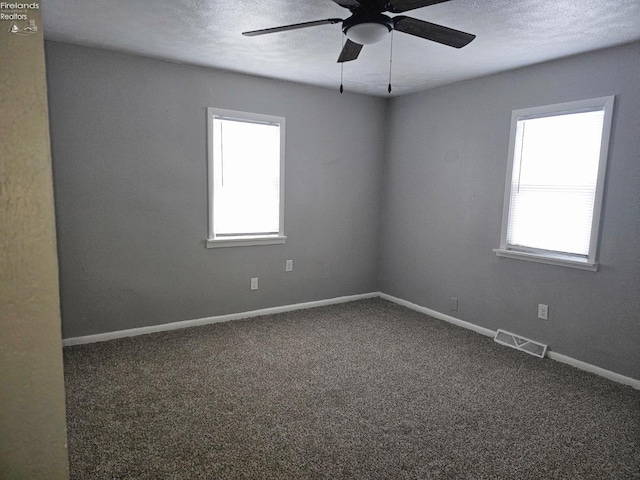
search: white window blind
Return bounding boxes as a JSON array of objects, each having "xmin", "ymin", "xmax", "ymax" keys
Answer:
[
  {"xmin": 213, "ymin": 118, "xmax": 280, "ymax": 236},
  {"xmin": 506, "ymin": 110, "xmax": 605, "ymax": 256}
]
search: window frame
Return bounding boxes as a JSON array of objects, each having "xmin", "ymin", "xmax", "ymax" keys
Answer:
[
  {"xmin": 494, "ymin": 96, "xmax": 615, "ymax": 271},
  {"xmin": 206, "ymin": 107, "xmax": 286, "ymax": 248}
]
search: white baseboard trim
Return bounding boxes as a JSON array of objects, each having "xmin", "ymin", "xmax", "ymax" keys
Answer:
[
  {"xmin": 63, "ymin": 290, "xmax": 640, "ymax": 390},
  {"xmin": 378, "ymin": 293, "xmax": 496, "ymax": 338},
  {"xmin": 546, "ymin": 351, "xmax": 640, "ymax": 390},
  {"xmin": 379, "ymin": 293, "xmax": 640, "ymax": 390},
  {"xmin": 62, "ymin": 292, "xmax": 379, "ymax": 347}
]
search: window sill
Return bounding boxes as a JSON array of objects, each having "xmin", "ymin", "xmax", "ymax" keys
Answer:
[
  {"xmin": 493, "ymin": 248, "xmax": 597, "ymax": 271},
  {"xmin": 206, "ymin": 235, "xmax": 286, "ymax": 248}
]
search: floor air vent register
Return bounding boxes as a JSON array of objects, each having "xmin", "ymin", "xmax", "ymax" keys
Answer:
[{"xmin": 494, "ymin": 329, "xmax": 548, "ymax": 358}]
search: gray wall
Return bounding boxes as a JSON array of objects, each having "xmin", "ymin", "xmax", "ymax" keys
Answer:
[
  {"xmin": 380, "ymin": 42, "xmax": 640, "ymax": 378},
  {"xmin": 47, "ymin": 40, "xmax": 639, "ymax": 379},
  {"xmin": 46, "ymin": 41, "xmax": 386, "ymax": 339}
]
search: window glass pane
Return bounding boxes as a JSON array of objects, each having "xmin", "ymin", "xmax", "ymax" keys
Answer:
[
  {"xmin": 506, "ymin": 110, "xmax": 605, "ymax": 255},
  {"xmin": 212, "ymin": 118, "xmax": 280, "ymax": 236}
]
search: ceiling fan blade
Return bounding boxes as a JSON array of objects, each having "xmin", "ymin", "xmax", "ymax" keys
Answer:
[
  {"xmin": 393, "ymin": 16, "xmax": 475, "ymax": 48},
  {"xmin": 337, "ymin": 39, "xmax": 363, "ymax": 63},
  {"xmin": 386, "ymin": 0, "xmax": 452, "ymax": 13},
  {"xmin": 331, "ymin": 0, "xmax": 362, "ymax": 7},
  {"xmin": 243, "ymin": 18, "xmax": 342, "ymax": 37}
]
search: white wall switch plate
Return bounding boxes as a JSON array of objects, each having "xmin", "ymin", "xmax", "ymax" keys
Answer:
[
  {"xmin": 538, "ymin": 303, "xmax": 548, "ymax": 320},
  {"xmin": 250, "ymin": 277, "xmax": 258, "ymax": 291},
  {"xmin": 285, "ymin": 260, "xmax": 293, "ymax": 272},
  {"xmin": 450, "ymin": 297, "xmax": 458, "ymax": 311}
]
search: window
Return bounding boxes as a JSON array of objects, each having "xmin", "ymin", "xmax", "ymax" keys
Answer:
[
  {"xmin": 206, "ymin": 108, "xmax": 286, "ymax": 248},
  {"xmin": 495, "ymin": 96, "xmax": 614, "ymax": 270}
]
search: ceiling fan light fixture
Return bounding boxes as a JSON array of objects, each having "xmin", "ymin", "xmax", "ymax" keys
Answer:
[{"xmin": 345, "ymin": 22, "xmax": 390, "ymax": 45}]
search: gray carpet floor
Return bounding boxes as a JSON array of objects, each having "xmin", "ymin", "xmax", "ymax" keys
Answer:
[{"xmin": 64, "ymin": 298, "xmax": 640, "ymax": 479}]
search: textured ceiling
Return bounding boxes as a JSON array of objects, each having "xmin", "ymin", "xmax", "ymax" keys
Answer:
[{"xmin": 42, "ymin": 0, "xmax": 640, "ymax": 97}]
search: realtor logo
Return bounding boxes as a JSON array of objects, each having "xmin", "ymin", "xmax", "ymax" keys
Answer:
[{"xmin": 2, "ymin": 2, "xmax": 39, "ymax": 35}]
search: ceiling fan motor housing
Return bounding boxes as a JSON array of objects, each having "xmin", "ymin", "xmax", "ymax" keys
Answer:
[{"xmin": 343, "ymin": 12, "xmax": 393, "ymax": 45}]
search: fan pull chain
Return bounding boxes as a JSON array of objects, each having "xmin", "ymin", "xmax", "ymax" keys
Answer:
[
  {"xmin": 340, "ymin": 32, "xmax": 344, "ymax": 94},
  {"xmin": 388, "ymin": 30, "xmax": 394, "ymax": 94}
]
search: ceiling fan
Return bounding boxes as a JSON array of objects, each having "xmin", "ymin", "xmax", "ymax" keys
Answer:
[{"xmin": 242, "ymin": 0, "xmax": 476, "ymax": 63}]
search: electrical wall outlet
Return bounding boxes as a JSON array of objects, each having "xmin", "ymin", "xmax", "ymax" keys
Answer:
[
  {"xmin": 285, "ymin": 259, "xmax": 293, "ymax": 272},
  {"xmin": 250, "ymin": 277, "xmax": 258, "ymax": 291},
  {"xmin": 450, "ymin": 297, "xmax": 458, "ymax": 311},
  {"xmin": 538, "ymin": 303, "xmax": 548, "ymax": 320}
]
